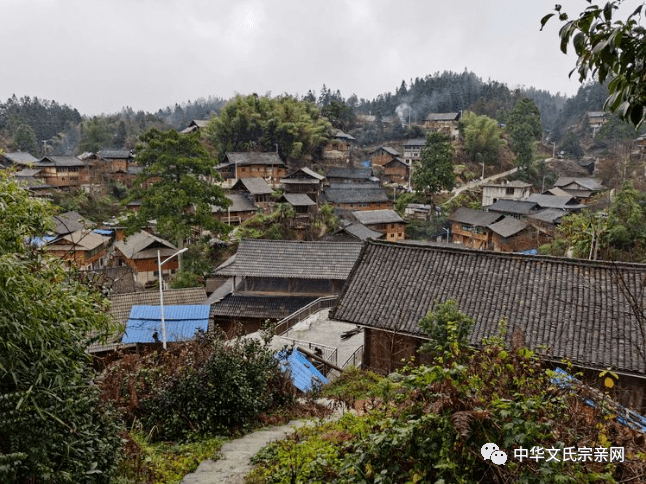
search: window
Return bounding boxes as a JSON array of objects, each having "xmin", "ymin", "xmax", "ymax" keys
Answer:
[{"xmin": 506, "ymin": 188, "xmax": 515, "ymax": 195}]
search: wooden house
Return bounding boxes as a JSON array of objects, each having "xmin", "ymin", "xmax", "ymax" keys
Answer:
[
  {"xmin": 528, "ymin": 208, "xmax": 568, "ymax": 237},
  {"xmin": 447, "ymin": 207, "xmax": 502, "ymax": 249},
  {"xmin": 370, "ymin": 146, "xmax": 400, "ymax": 167},
  {"xmin": 352, "ymin": 209, "xmax": 407, "ymax": 241},
  {"xmin": 487, "ymin": 216, "xmax": 538, "ymax": 252},
  {"xmin": 281, "ymin": 193, "xmax": 317, "ymax": 217},
  {"xmin": 212, "ymin": 193, "xmax": 258, "ymax": 225},
  {"xmin": 382, "ymin": 157, "xmax": 409, "ymax": 183},
  {"xmin": 587, "ymin": 111, "xmax": 610, "ymax": 130},
  {"xmin": 482, "ymin": 180, "xmax": 532, "ymax": 207},
  {"xmin": 326, "ymin": 166, "xmax": 374, "ymax": 184},
  {"xmin": 231, "ymin": 177, "xmax": 273, "ymax": 208},
  {"xmin": 321, "ymin": 222, "xmax": 385, "ymax": 242},
  {"xmin": 209, "ymin": 239, "xmax": 363, "ymax": 334},
  {"xmin": 96, "ymin": 149, "xmax": 134, "ymax": 177},
  {"xmin": 180, "ymin": 119, "xmax": 209, "ymax": 134},
  {"xmin": 0, "ymin": 151, "xmax": 39, "ymax": 168},
  {"xmin": 46, "ymin": 229, "xmax": 112, "ymax": 270},
  {"xmin": 323, "ymin": 182, "xmax": 392, "ymax": 211},
  {"xmin": 486, "ymin": 199, "xmax": 538, "ymax": 219},
  {"xmin": 552, "ymin": 177, "xmax": 604, "ymax": 204},
  {"xmin": 113, "ymin": 231, "xmax": 180, "ymax": 287},
  {"xmin": 331, "ymin": 239, "xmax": 646, "ymax": 413},
  {"xmin": 524, "ymin": 193, "xmax": 584, "ymax": 212},
  {"xmin": 323, "ymin": 130, "xmax": 356, "ymax": 160},
  {"xmin": 423, "ymin": 112, "xmax": 461, "ymax": 138},
  {"xmin": 216, "ymin": 152, "xmax": 286, "ymax": 182},
  {"xmin": 280, "ymin": 167, "xmax": 325, "ymax": 202},
  {"xmin": 31, "ymin": 156, "xmax": 90, "ymax": 188}
]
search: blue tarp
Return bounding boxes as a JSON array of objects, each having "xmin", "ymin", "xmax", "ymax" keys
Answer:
[
  {"xmin": 551, "ymin": 367, "xmax": 646, "ymax": 433},
  {"xmin": 277, "ymin": 348, "xmax": 329, "ymax": 392},
  {"xmin": 122, "ymin": 305, "xmax": 210, "ymax": 344},
  {"xmin": 27, "ymin": 236, "xmax": 56, "ymax": 248},
  {"xmin": 93, "ymin": 229, "xmax": 114, "ymax": 236}
]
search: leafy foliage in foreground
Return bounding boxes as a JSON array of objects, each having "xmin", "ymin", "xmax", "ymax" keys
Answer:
[
  {"xmin": 99, "ymin": 333, "xmax": 297, "ymax": 442},
  {"xmin": 0, "ymin": 173, "xmax": 122, "ymax": 483},
  {"xmin": 247, "ymin": 304, "xmax": 646, "ymax": 483}
]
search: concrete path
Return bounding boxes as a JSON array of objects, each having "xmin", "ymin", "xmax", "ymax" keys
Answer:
[
  {"xmin": 445, "ymin": 167, "xmax": 518, "ymax": 203},
  {"xmin": 180, "ymin": 420, "xmax": 308, "ymax": 484}
]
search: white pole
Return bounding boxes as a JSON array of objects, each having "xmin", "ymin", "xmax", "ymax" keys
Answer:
[
  {"xmin": 158, "ymin": 247, "xmax": 188, "ymax": 350},
  {"xmin": 157, "ymin": 250, "xmax": 166, "ymax": 350}
]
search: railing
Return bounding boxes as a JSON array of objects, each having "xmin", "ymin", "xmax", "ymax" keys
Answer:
[
  {"xmin": 273, "ymin": 295, "xmax": 338, "ymax": 336},
  {"xmin": 274, "ymin": 335, "xmax": 338, "ymax": 377},
  {"xmin": 341, "ymin": 345, "xmax": 363, "ymax": 370}
]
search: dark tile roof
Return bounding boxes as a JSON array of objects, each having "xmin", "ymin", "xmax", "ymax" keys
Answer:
[
  {"xmin": 487, "ymin": 216, "xmax": 530, "ymax": 238},
  {"xmin": 113, "ymin": 231, "xmax": 177, "ymax": 260},
  {"xmin": 36, "ymin": 155, "xmax": 85, "ymax": 167},
  {"xmin": 3, "ymin": 151, "xmax": 38, "ymax": 165},
  {"xmin": 528, "ymin": 208, "xmax": 568, "ymax": 224},
  {"xmin": 353, "ymin": 209, "xmax": 404, "ymax": 225},
  {"xmin": 283, "ymin": 193, "xmax": 316, "ymax": 206},
  {"xmin": 282, "ymin": 167, "xmax": 325, "ymax": 181},
  {"xmin": 323, "ymin": 184, "xmax": 390, "ymax": 204},
  {"xmin": 327, "ymin": 166, "xmax": 373, "ymax": 180},
  {"xmin": 554, "ymin": 177, "xmax": 604, "ymax": 191},
  {"xmin": 342, "ymin": 222, "xmax": 384, "ymax": 241},
  {"xmin": 98, "ymin": 150, "xmax": 133, "ymax": 159},
  {"xmin": 225, "ymin": 152, "xmax": 285, "ymax": 166},
  {"xmin": 425, "ymin": 112, "xmax": 460, "ymax": 121},
  {"xmin": 448, "ymin": 207, "xmax": 502, "ymax": 227},
  {"xmin": 210, "ymin": 294, "xmax": 316, "ymax": 319},
  {"xmin": 372, "ymin": 146, "xmax": 400, "ymax": 156},
  {"xmin": 53, "ymin": 211, "xmax": 87, "ymax": 235},
  {"xmin": 214, "ymin": 239, "xmax": 363, "ymax": 280},
  {"xmin": 487, "ymin": 200, "xmax": 538, "ymax": 215},
  {"xmin": 212, "ymin": 194, "xmax": 257, "ymax": 213},
  {"xmin": 331, "ymin": 240, "xmax": 646, "ymax": 376},
  {"xmin": 332, "ymin": 129, "xmax": 356, "ymax": 141},
  {"xmin": 525, "ymin": 194, "xmax": 583, "ymax": 210},
  {"xmin": 232, "ymin": 177, "xmax": 273, "ymax": 195}
]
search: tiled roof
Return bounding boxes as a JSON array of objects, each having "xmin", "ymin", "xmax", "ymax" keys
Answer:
[
  {"xmin": 283, "ymin": 193, "xmax": 316, "ymax": 206},
  {"xmin": 14, "ymin": 168, "xmax": 42, "ymax": 177},
  {"xmin": 113, "ymin": 231, "xmax": 177, "ymax": 260},
  {"xmin": 36, "ymin": 156, "xmax": 85, "ymax": 167},
  {"xmin": 232, "ymin": 177, "xmax": 273, "ymax": 195},
  {"xmin": 331, "ymin": 240, "xmax": 646, "ymax": 376},
  {"xmin": 372, "ymin": 146, "xmax": 400, "ymax": 156},
  {"xmin": 47, "ymin": 229, "xmax": 110, "ymax": 251},
  {"xmin": 225, "ymin": 152, "xmax": 285, "ymax": 166},
  {"xmin": 210, "ymin": 294, "xmax": 316, "ymax": 319},
  {"xmin": 545, "ymin": 187, "xmax": 572, "ymax": 197},
  {"xmin": 332, "ymin": 129, "xmax": 356, "ymax": 141},
  {"xmin": 214, "ymin": 239, "xmax": 363, "ymax": 280},
  {"xmin": 323, "ymin": 184, "xmax": 390, "ymax": 204},
  {"xmin": 487, "ymin": 216, "xmax": 530, "ymax": 238},
  {"xmin": 554, "ymin": 177, "xmax": 604, "ymax": 191},
  {"xmin": 212, "ymin": 193, "xmax": 257, "ymax": 213},
  {"xmin": 403, "ymin": 138, "xmax": 426, "ymax": 147},
  {"xmin": 53, "ymin": 211, "xmax": 87, "ymax": 235},
  {"xmin": 384, "ymin": 157, "xmax": 408, "ymax": 167},
  {"xmin": 425, "ymin": 112, "xmax": 460, "ymax": 121},
  {"xmin": 483, "ymin": 180, "xmax": 532, "ymax": 188},
  {"xmin": 3, "ymin": 152, "xmax": 39, "ymax": 165},
  {"xmin": 282, "ymin": 167, "xmax": 325, "ymax": 181},
  {"xmin": 525, "ymin": 194, "xmax": 582, "ymax": 210},
  {"xmin": 448, "ymin": 207, "xmax": 502, "ymax": 227},
  {"xmin": 487, "ymin": 200, "xmax": 538, "ymax": 215},
  {"xmin": 98, "ymin": 149, "xmax": 133, "ymax": 159},
  {"xmin": 353, "ymin": 209, "xmax": 404, "ymax": 225},
  {"xmin": 122, "ymin": 305, "xmax": 210, "ymax": 343},
  {"xmin": 327, "ymin": 166, "xmax": 373, "ymax": 180},
  {"xmin": 342, "ymin": 222, "xmax": 384, "ymax": 241},
  {"xmin": 528, "ymin": 208, "xmax": 568, "ymax": 224}
]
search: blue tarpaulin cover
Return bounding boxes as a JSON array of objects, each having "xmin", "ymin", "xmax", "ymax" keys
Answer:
[
  {"xmin": 122, "ymin": 305, "xmax": 209, "ymax": 343},
  {"xmin": 93, "ymin": 229, "xmax": 114, "ymax": 236},
  {"xmin": 277, "ymin": 348, "xmax": 329, "ymax": 392}
]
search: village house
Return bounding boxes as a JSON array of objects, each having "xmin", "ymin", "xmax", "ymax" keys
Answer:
[
  {"xmin": 486, "ymin": 199, "xmax": 538, "ymax": 219},
  {"xmin": 180, "ymin": 119, "xmax": 209, "ymax": 134},
  {"xmin": 32, "ymin": 156, "xmax": 90, "ymax": 189},
  {"xmin": 404, "ymin": 203, "xmax": 433, "ymax": 222},
  {"xmin": 482, "ymin": 180, "xmax": 533, "ymax": 207},
  {"xmin": 230, "ymin": 177, "xmax": 274, "ymax": 209},
  {"xmin": 370, "ymin": 146, "xmax": 401, "ymax": 167},
  {"xmin": 323, "ymin": 182, "xmax": 392, "ymax": 211},
  {"xmin": 552, "ymin": 177, "xmax": 605, "ymax": 204},
  {"xmin": 326, "ymin": 165, "xmax": 374, "ymax": 184},
  {"xmin": 352, "ymin": 209, "xmax": 407, "ymax": 241},
  {"xmin": 323, "ymin": 130, "xmax": 356, "ymax": 160},
  {"xmin": 46, "ymin": 229, "xmax": 112, "ymax": 270},
  {"xmin": 280, "ymin": 167, "xmax": 325, "ymax": 202},
  {"xmin": 216, "ymin": 152, "xmax": 286, "ymax": 182},
  {"xmin": 95, "ymin": 149, "xmax": 134, "ymax": 180},
  {"xmin": 321, "ymin": 221, "xmax": 385, "ymax": 242},
  {"xmin": 587, "ymin": 111, "xmax": 611, "ymax": 134},
  {"xmin": 280, "ymin": 193, "xmax": 317, "ymax": 217},
  {"xmin": 330, "ymin": 239, "xmax": 646, "ymax": 413},
  {"xmin": 113, "ymin": 231, "xmax": 180, "ymax": 287},
  {"xmin": 423, "ymin": 112, "xmax": 461, "ymax": 138},
  {"xmin": 528, "ymin": 208, "xmax": 568, "ymax": 237},
  {"xmin": 447, "ymin": 207, "xmax": 502, "ymax": 249},
  {"xmin": 524, "ymin": 193, "xmax": 584, "ymax": 212},
  {"xmin": 402, "ymin": 138, "xmax": 426, "ymax": 165},
  {"xmin": 12, "ymin": 168, "xmax": 52, "ymax": 197},
  {"xmin": 209, "ymin": 239, "xmax": 363, "ymax": 334},
  {"xmin": 212, "ymin": 193, "xmax": 258, "ymax": 225},
  {"xmin": 487, "ymin": 216, "xmax": 539, "ymax": 252},
  {"xmin": 381, "ymin": 157, "xmax": 409, "ymax": 184}
]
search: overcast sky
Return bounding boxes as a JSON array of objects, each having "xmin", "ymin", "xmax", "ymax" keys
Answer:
[{"xmin": 1, "ymin": 0, "xmax": 643, "ymax": 116}]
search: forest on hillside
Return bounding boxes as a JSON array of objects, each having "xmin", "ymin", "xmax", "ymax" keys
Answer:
[{"xmin": 0, "ymin": 70, "xmax": 633, "ymax": 157}]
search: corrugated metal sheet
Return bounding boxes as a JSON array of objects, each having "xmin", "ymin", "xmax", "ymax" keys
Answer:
[
  {"xmin": 277, "ymin": 349, "xmax": 328, "ymax": 392},
  {"xmin": 122, "ymin": 305, "xmax": 210, "ymax": 343}
]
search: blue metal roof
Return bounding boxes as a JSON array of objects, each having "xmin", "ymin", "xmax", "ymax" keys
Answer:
[
  {"xmin": 93, "ymin": 229, "xmax": 114, "ymax": 236},
  {"xmin": 122, "ymin": 305, "xmax": 210, "ymax": 344},
  {"xmin": 277, "ymin": 349, "xmax": 328, "ymax": 392}
]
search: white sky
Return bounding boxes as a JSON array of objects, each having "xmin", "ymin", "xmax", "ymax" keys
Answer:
[{"xmin": 1, "ymin": 0, "xmax": 643, "ymax": 116}]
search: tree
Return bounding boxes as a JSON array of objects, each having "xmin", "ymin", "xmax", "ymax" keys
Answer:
[
  {"xmin": 506, "ymin": 98, "xmax": 542, "ymax": 176},
  {"xmin": 0, "ymin": 173, "xmax": 122, "ymax": 482},
  {"xmin": 125, "ymin": 128, "xmax": 230, "ymax": 251},
  {"xmin": 411, "ymin": 131, "xmax": 455, "ymax": 206},
  {"xmin": 12, "ymin": 123, "xmax": 38, "ymax": 154},
  {"xmin": 461, "ymin": 111, "xmax": 505, "ymax": 168},
  {"xmin": 78, "ymin": 116, "xmax": 111, "ymax": 153},
  {"xmin": 542, "ymin": 1, "xmax": 646, "ymax": 128}
]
